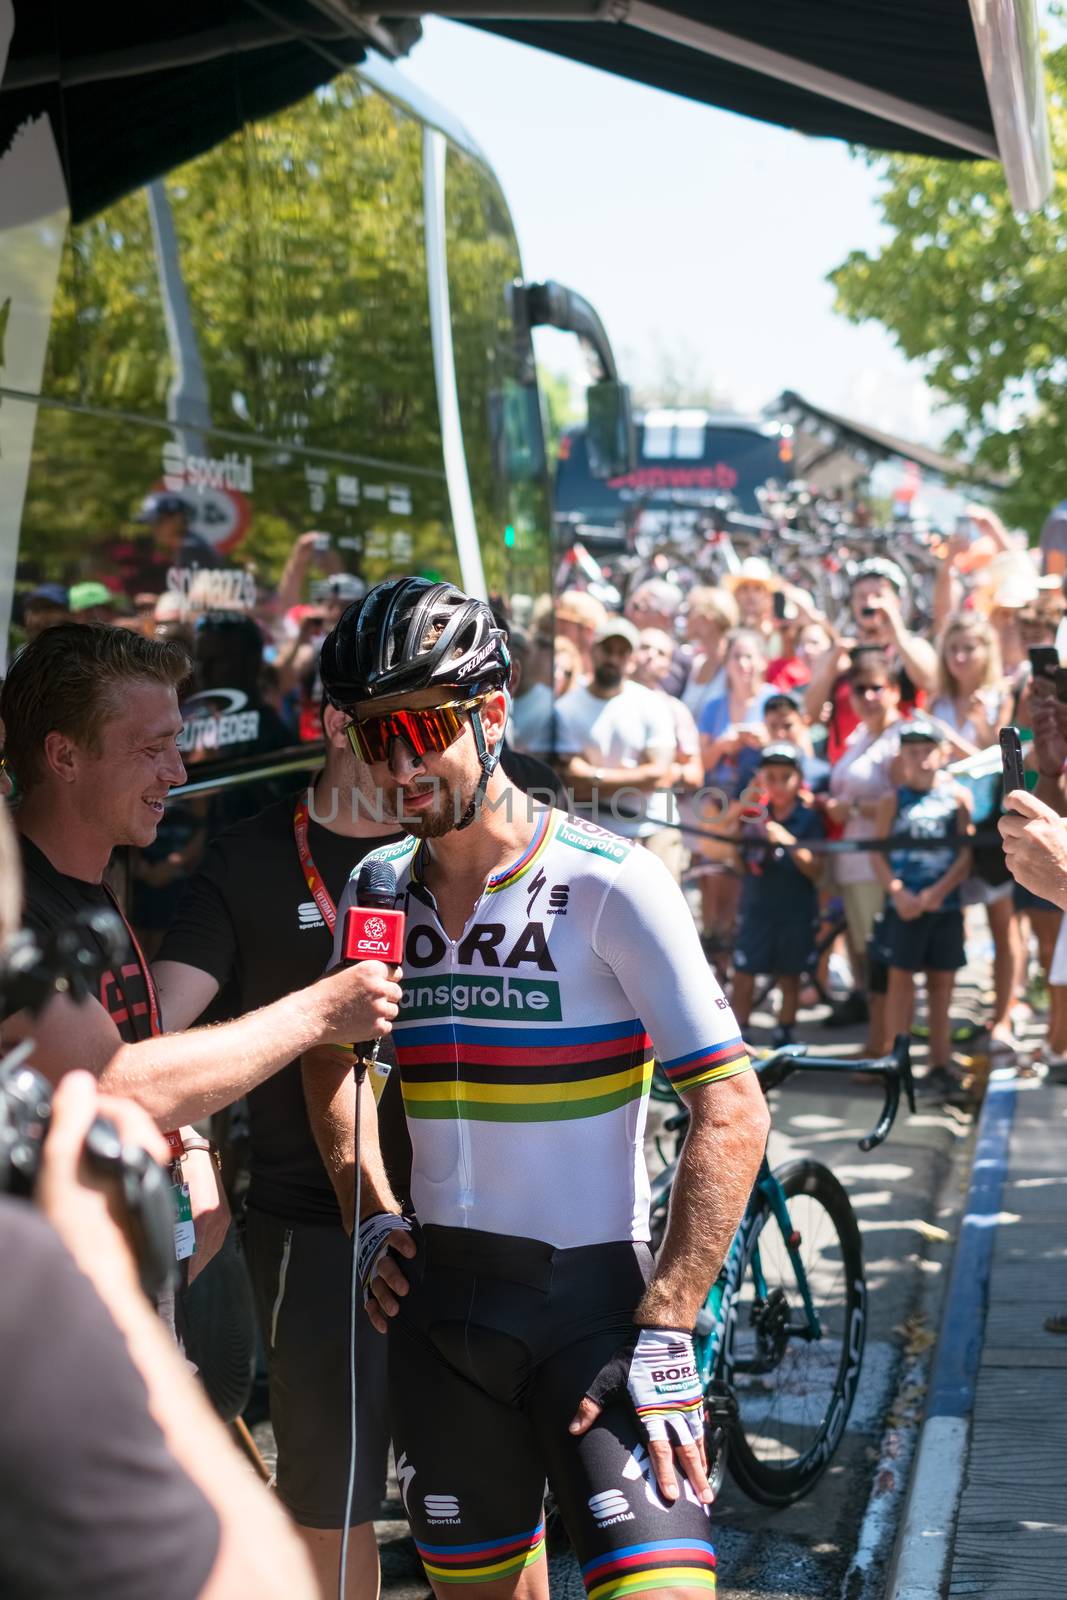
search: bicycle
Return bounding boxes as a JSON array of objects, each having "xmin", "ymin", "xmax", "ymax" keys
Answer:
[{"xmin": 648, "ymin": 1034, "xmax": 914, "ymax": 1506}]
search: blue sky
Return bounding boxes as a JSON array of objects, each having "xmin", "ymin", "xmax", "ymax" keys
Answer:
[{"xmin": 401, "ymin": 17, "xmax": 948, "ymax": 446}]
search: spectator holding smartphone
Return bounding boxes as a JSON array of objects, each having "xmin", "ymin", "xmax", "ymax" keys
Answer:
[{"xmin": 804, "ymin": 560, "xmax": 937, "ymax": 760}]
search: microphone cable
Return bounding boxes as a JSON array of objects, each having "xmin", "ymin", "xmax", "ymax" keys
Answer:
[{"xmin": 338, "ymin": 1059, "xmax": 365, "ymax": 1600}]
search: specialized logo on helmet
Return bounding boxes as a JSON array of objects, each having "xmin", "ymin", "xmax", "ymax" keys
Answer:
[{"xmin": 460, "ymin": 636, "xmax": 506, "ymax": 677}]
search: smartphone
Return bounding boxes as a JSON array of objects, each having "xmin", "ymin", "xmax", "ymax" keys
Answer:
[
  {"xmin": 312, "ymin": 532, "xmax": 332, "ymax": 554},
  {"xmin": 954, "ymin": 515, "xmax": 977, "ymax": 546},
  {"xmin": 999, "ymin": 725, "xmax": 1026, "ymax": 794},
  {"xmin": 1029, "ymin": 645, "xmax": 1059, "ymax": 685},
  {"xmin": 1055, "ymin": 666, "xmax": 1067, "ymax": 704}
]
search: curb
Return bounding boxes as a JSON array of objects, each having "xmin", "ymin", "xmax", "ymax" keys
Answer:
[{"xmin": 885, "ymin": 1072, "xmax": 1018, "ymax": 1600}]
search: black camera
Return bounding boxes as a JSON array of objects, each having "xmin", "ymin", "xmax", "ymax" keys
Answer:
[{"xmin": 0, "ymin": 910, "xmax": 177, "ymax": 1299}]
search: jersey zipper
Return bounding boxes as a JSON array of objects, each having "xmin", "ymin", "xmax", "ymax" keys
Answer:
[{"xmin": 449, "ymin": 934, "xmax": 474, "ymax": 1220}]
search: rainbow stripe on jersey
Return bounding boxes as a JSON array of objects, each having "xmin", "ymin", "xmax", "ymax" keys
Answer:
[
  {"xmin": 416, "ymin": 1520, "xmax": 546, "ymax": 1585},
  {"xmin": 582, "ymin": 1537, "xmax": 716, "ymax": 1599},
  {"xmin": 399, "ymin": 1018, "xmax": 653, "ymax": 1122},
  {"xmin": 335, "ymin": 809, "xmax": 750, "ymax": 1247}
]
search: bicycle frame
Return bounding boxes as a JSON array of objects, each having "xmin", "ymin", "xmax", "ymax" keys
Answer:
[
  {"xmin": 691, "ymin": 1156, "xmax": 823, "ymax": 1388},
  {"xmin": 650, "ymin": 1035, "xmax": 913, "ymax": 1386}
]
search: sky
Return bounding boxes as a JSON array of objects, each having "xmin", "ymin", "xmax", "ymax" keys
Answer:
[{"xmin": 400, "ymin": 17, "xmax": 948, "ymax": 447}]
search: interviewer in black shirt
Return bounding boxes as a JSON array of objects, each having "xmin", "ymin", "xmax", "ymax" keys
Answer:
[{"xmin": 153, "ymin": 702, "xmax": 403, "ymax": 1599}]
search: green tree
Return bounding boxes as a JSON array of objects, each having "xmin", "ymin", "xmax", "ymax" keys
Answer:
[
  {"xmin": 829, "ymin": 41, "xmax": 1067, "ymax": 535},
  {"xmin": 536, "ymin": 365, "xmax": 579, "ymax": 468}
]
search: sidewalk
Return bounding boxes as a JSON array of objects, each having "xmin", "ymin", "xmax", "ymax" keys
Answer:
[{"xmin": 945, "ymin": 1073, "xmax": 1067, "ymax": 1598}]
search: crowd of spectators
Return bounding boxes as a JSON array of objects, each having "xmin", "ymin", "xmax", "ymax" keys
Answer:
[
  {"xmin": 506, "ymin": 502, "xmax": 1067, "ymax": 1091},
  {"xmin": 14, "ymin": 495, "xmax": 1067, "ymax": 1096}
]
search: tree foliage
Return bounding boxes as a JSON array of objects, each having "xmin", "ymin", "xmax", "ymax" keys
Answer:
[
  {"xmin": 830, "ymin": 42, "xmax": 1067, "ymax": 533},
  {"xmin": 19, "ymin": 73, "xmax": 551, "ymax": 603}
]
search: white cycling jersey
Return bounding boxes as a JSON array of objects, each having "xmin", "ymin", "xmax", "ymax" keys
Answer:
[{"xmin": 332, "ymin": 808, "xmax": 750, "ymax": 1248}]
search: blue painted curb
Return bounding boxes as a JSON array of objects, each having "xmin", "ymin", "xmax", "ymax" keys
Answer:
[{"xmin": 925, "ymin": 1074, "xmax": 1018, "ymax": 1421}]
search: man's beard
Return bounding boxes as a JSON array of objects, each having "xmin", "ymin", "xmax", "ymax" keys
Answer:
[
  {"xmin": 384, "ymin": 772, "xmax": 480, "ymax": 838},
  {"xmin": 593, "ymin": 662, "xmax": 623, "ymax": 691}
]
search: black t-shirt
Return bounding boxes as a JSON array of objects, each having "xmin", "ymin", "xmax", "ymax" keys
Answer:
[
  {"xmin": 0, "ymin": 1198, "xmax": 219, "ymax": 1599},
  {"xmin": 157, "ymin": 792, "xmax": 402, "ymax": 1224},
  {"xmin": 499, "ymin": 741, "xmax": 566, "ymax": 804},
  {"xmin": 17, "ymin": 837, "xmax": 156, "ymax": 1042}
]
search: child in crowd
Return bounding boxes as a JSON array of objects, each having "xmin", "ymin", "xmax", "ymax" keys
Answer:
[
  {"xmin": 868, "ymin": 721, "xmax": 973, "ymax": 1096},
  {"xmin": 730, "ymin": 742, "xmax": 825, "ymax": 1046}
]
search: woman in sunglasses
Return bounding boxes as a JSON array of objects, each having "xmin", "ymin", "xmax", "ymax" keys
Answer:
[{"xmin": 309, "ymin": 576, "xmax": 769, "ymax": 1600}]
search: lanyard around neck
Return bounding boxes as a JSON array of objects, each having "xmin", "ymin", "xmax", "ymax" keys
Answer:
[
  {"xmin": 293, "ymin": 794, "xmax": 338, "ymax": 935},
  {"xmin": 102, "ymin": 886, "xmax": 162, "ymax": 1038}
]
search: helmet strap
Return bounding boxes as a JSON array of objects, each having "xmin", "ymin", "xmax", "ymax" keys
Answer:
[{"xmin": 456, "ymin": 708, "xmax": 501, "ymax": 832}]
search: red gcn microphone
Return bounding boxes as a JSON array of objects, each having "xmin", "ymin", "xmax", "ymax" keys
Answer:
[{"xmin": 341, "ymin": 860, "xmax": 405, "ymax": 965}]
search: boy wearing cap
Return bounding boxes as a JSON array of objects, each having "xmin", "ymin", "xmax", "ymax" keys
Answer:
[
  {"xmin": 730, "ymin": 742, "xmax": 825, "ymax": 1046},
  {"xmin": 869, "ymin": 722, "xmax": 972, "ymax": 1095}
]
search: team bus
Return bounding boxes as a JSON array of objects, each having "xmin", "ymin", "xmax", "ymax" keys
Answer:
[
  {"xmin": 1, "ymin": 47, "xmax": 629, "ymax": 784},
  {"xmin": 555, "ymin": 409, "xmax": 793, "ymax": 550}
]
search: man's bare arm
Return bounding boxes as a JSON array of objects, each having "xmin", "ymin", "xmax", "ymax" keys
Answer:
[
  {"xmin": 1, "ymin": 964, "xmax": 400, "ymax": 1128},
  {"xmin": 301, "ymin": 1047, "xmax": 400, "ymax": 1233},
  {"xmin": 803, "ymin": 639, "xmax": 848, "ymax": 722},
  {"xmin": 892, "ymin": 628, "xmax": 938, "ymax": 693},
  {"xmin": 562, "ymin": 753, "xmax": 671, "ymax": 798},
  {"xmin": 636, "ymin": 1070, "xmax": 769, "ymax": 1330}
]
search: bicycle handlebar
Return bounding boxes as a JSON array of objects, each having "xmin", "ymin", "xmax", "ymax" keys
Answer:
[{"xmin": 753, "ymin": 1034, "xmax": 915, "ymax": 1151}]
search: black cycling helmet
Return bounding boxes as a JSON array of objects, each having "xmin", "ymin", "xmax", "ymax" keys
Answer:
[{"xmin": 321, "ymin": 577, "xmax": 510, "ymax": 709}]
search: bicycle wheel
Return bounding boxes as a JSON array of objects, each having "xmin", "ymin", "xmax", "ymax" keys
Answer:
[{"xmin": 720, "ymin": 1158, "xmax": 866, "ymax": 1506}]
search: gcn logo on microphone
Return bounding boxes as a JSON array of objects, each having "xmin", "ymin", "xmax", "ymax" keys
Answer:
[
  {"xmin": 355, "ymin": 914, "xmax": 391, "ymax": 956},
  {"xmin": 343, "ymin": 905, "xmax": 404, "ymax": 962}
]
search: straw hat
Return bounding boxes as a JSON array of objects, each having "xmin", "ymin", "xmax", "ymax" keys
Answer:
[{"xmin": 723, "ymin": 557, "xmax": 778, "ymax": 592}]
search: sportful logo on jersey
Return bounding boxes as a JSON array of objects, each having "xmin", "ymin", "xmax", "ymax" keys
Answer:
[
  {"xmin": 548, "ymin": 884, "xmax": 570, "ymax": 915},
  {"xmin": 424, "ymin": 1493, "xmax": 461, "ymax": 1525},
  {"xmin": 401, "ymin": 974, "xmax": 562, "ymax": 1021},
  {"xmin": 588, "ymin": 1490, "xmax": 634, "ymax": 1528},
  {"xmin": 297, "ymin": 901, "xmax": 325, "ymax": 930}
]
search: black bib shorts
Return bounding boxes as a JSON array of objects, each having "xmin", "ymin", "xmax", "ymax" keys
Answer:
[{"xmin": 388, "ymin": 1225, "xmax": 717, "ymax": 1597}]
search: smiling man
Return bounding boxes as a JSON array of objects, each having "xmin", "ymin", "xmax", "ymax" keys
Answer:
[{"xmin": 0, "ymin": 625, "xmax": 402, "ymax": 1325}]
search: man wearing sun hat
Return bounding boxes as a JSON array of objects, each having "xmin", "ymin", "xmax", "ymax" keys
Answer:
[{"xmin": 723, "ymin": 556, "xmax": 779, "ymax": 642}]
